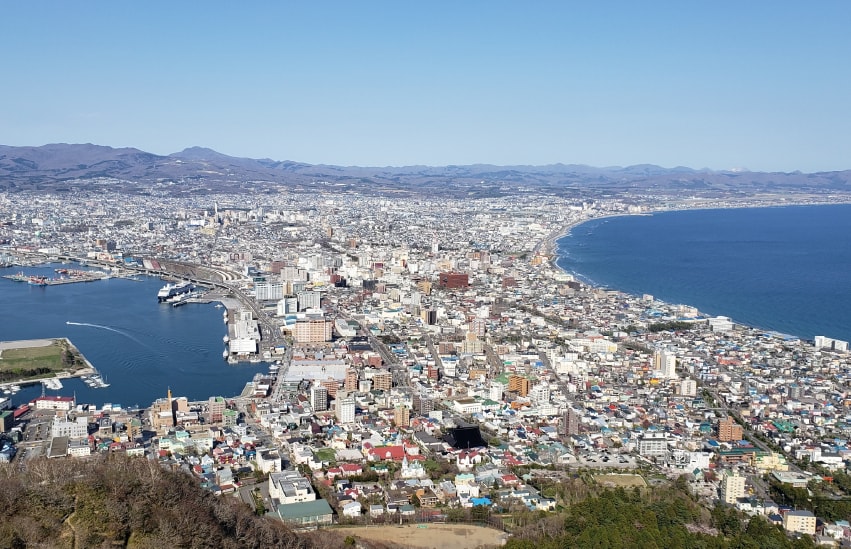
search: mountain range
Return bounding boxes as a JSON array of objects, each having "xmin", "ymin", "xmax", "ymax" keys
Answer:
[{"xmin": 1, "ymin": 143, "xmax": 850, "ymax": 198}]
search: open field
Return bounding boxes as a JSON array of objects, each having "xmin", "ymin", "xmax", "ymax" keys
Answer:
[
  {"xmin": 594, "ymin": 473, "xmax": 647, "ymax": 488},
  {"xmin": 336, "ymin": 524, "xmax": 507, "ymax": 549},
  {"xmin": 0, "ymin": 338, "xmax": 88, "ymax": 383}
]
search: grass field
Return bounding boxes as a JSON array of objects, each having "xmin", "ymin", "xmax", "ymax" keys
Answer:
[
  {"xmin": 0, "ymin": 339, "xmax": 85, "ymax": 382},
  {"xmin": 594, "ymin": 473, "xmax": 647, "ymax": 488}
]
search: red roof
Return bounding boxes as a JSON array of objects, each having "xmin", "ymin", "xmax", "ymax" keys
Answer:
[{"xmin": 34, "ymin": 395, "xmax": 75, "ymax": 402}]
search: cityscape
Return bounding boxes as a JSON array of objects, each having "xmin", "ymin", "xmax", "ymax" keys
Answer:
[
  {"xmin": 3, "ymin": 3, "xmax": 851, "ymax": 547},
  {"xmin": 1, "ymin": 179, "xmax": 851, "ymax": 547}
]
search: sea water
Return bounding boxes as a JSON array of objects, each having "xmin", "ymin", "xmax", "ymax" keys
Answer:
[
  {"xmin": 556, "ymin": 204, "xmax": 851, "ymax": 343},
  {"xmin": 0, "ymin": 265, "xmax": 267, "ymax": 408}
]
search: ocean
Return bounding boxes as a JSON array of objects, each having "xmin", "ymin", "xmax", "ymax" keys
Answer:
[
  {"xmin": 556, "ymin": 203, "xmax": 851, "ymax": 343},
  {"xmin": 0, "ymin": 265, "xmax": 267, "ymax": 409}
]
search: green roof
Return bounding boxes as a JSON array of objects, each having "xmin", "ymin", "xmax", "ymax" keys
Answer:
[{"xmin": 276, "ymin": 499, "xmax": 334, "ymax": 520}]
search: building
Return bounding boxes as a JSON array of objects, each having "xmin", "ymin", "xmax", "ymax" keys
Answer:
[
  {"xmin": 638, "ymin": 432, "xmax": 668, "ymax": 457},
  {"xmin": 721, "ymin": 471, "xmax": 746, "ymax": 504},
  {"xmin": 276, "ymin": 499, "xmax": 334, "ymax": 528},
  {"xmin": 372, "ymin": 371, "xmax": 392, "ymax": 392},
  {"xmin": 310, "ymin": 386, "xmax": 328, "ymax": 412},
  {"xmin": 393, "ymin": 405, "xmax": 410, "ymax": 428},
  {"xmin": 344, "ymin": 368, "xmax": 359, "ymax": 391},
  {"xmin": 718, "ymin": 416, "xmax": 743, "ymax": 442},
  {"xmin": 208, "ymin": 396, "xmax": 226, "ymax": 423},
  {"xmin": 51, "ymin": 415, "xmax": 88, "ymax": 439},
  {"xmin": 783, "ymin": 510, "xmax": 816, "ymax": 535},
  {"xmin": 438, "ymin": 272, "xmax": 469, "ymax": 289},
  {"xmin": 336, "ymin": 391, "xmax": 355, "ymax": 424},
  {"xmin": 679, "ymin": 378, "xmax": 697, "ymax": 397},
  {"xmin": 292, "ymin": 316, "xmax": 332, "ymax": 343},
  {"xmin": 413, "ymin": 393, "xmax": 434, "ymax": 415},
  {"xmin": 33, "ymin": 395, "xmax": 75, "ymax": 411},
  {"xmin": 508, "ymin": 375, "xmax": 530, "ymax": 397},
  {"xmin": 654, "ymin": 349, "xmax": 677, "ymax": 379},
  {"xmin": 255, "ymin": 280, "xmax": 285, "ymax": 301},
  {"xmin": 562, "ymin": 408, "xmax": 580, "ymax": 436},
  {"xmin": 529, "ymin": 383, "xmax": 550, "ymax": 404},
  {"xmin": 297, "ymin": 290, "xmax": 321, "ymax": 311},
  {"xmin": 269, "ymin": 470, "xmax": 316, "ymax": 505}
]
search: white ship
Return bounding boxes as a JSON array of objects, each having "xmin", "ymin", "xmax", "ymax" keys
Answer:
[{"xmin": 157, "ymin": 281, "xmax": 195, "ymax": 302}]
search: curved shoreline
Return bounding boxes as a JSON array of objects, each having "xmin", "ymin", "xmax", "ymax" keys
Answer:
[{"xmin": 539, "ymin": 200, "xmax": 851, "ymax": 341}]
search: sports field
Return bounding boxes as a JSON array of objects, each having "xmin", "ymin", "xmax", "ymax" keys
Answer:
[{"xmin": 337, "ymin": 523, "xmax": 506, "ymax": 549}]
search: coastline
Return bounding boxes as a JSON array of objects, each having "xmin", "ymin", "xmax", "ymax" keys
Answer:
[{"xmin": 539, "ymin": 200, "xmax": 851, "ymax": 341}]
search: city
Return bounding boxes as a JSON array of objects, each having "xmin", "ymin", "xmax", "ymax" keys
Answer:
[{"xmin": 2, "ymin": 187, "xmax": 851, "ymax": 546}]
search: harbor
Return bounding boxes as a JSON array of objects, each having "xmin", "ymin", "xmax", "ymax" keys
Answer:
[
  {"xmin": 2, "ymin": 268, "xmax": 116, "ymax": 286},
  {"xmin": 0, "ymin": 338, "xmax": 101, "ymax": 396}
]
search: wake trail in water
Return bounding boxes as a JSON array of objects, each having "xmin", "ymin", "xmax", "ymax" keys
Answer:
[{"xmin": 66, "ymin": 321, "xmax": 152, "ymax": 350}]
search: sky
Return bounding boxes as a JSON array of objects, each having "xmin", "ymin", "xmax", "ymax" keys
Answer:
[{"xmin": 2, "ymin": 2, "xmax": 850, "ymax": 172}]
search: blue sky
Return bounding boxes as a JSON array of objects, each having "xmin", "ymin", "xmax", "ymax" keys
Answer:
[{"xmin": 2, "ymin": 2, "xmax": 850, "ymax": 172}]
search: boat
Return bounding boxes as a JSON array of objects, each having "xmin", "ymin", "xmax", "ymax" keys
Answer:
[
  {"xmin": 214, "ymin": 304, "xmax": 223, "ymax": 309},
  {"xmin": 28, "ymin": 276, "xmax": 48, "ymax": 286},
  {"xmin": 222, "ymin": 350, "xmax": 229, "ymax": 360},
  {"xmin": 157, "ymin": 280, "xmax": 195, "ymax": 302},
  {"xmin": 223, "ymin": 335, "xmax": 229, "ymax": 343}
]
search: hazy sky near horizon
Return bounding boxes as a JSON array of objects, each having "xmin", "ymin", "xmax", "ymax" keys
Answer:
[{"xmin": 2, "ymin": 2, "xmax": 850, "ymax": 172}]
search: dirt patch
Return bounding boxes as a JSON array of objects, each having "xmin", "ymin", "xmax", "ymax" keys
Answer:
[
  {"xmin": 594, "ymin": 473, "xmax": 647, "ymax": 488},
  {"xmin": 338, "ymin": 523, "xmax": 506, "ymax": 549}
]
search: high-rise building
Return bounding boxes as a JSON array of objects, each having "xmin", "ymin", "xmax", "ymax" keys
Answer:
[
  {"xmin": 529, "ymin": 383, "xmax": 551, "ymax": 404},
  {"xmin": 208, "ymin": 396, "xmax": 226, "ymax": 423},
  {"xmin": 721, "ymin": 471, "xmax": 746, "ymax": 504},
  {"xmin": 655, "ymin": 349, "xmax": 677, "ymax": 379},
  {"xmin": 255, "ymin": 280, "xmax": 285, "ymax": 301},
  {"xmin": 311, "ymin": 386, "xmax": 328, "ymax": 412},
  {"xmin": 508, "ymin": 375, "xmax": 530, "ymax": 397},
  {"xmin": 292, "ymin": 316, "xmax": 332, "ymax": 343},
  {"xmin": 372, "ymin": 371, "xmax": 392, "ymax": 391},
  {"xmin": 562, "ymin": 408, "xmax": 580, "ymax": 436},
  {"xmin": 344, "ymin": 368, "xmax": 359, "ymax": 391},
  {"xmin": 438, "ymin": 272, "xmax": 469, "ymax": 289},
  {"xmin": 335, "ymin": 390, "xmax": 355, "ymax": 424},
  {"xmin": 679, "ymin": 379, "xmax": 697, "ymax": 397},
  {"xmin": 488, "ymin": 382, "xmax": 504, "ymax": 401},
  {"xmin": 297, "ymin": 290, "xmax": 321, "ymax": 311},
  {"xmin": 717, "ymin": 416, "xmax": 743, "ymax": 442},
  {"xmin": 413, "ymin": 394, "xmax": 434, "ymax": 415},
  {"xmin": 320, "ymin": 378, "xmax": 340, "ymax": 398},
  {"xmin": 393, "ymin": 405, "xmax": 410, "ymax": 428}
]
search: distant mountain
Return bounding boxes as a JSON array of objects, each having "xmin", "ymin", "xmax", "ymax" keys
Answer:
[{"xmin": 1, "ymin": 142, "xmax": 850, "ymax": 198}]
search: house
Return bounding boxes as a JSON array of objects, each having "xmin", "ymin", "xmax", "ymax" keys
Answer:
[
  {"xmin": 369, "ymin": 504, "xmax": 385, "ymax": 517},
  {"xmin": 341, "ymin": 500, "xmax": 362, "ymax": 518}
]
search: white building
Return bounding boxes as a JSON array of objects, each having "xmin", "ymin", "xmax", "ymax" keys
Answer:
[
  {"xmin": 51, "ymin": 416, "xmax": 88, "ymax": 438},
  {"xmin": 336, "ymin": 391, "xmax": 356, "ymax": 424},
  {"xmin": 721, "ymin": 471, "xmax": 746, "ymax": 504},
  {"xmin": 255, "ymin": 280, "xmax": 285, "ymax": 301},
  {"xmin": 268, "ymin": 470, "xmax": 316, "ymax": 505}
]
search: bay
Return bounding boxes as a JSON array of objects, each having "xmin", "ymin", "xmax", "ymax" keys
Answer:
[
  {"xmin": 0, "ymin": 264, "xmax": 267, "ymax": 409},
  {"xmin": 556, "ymin": 204, "xmax": 851, "ymax": 343}
]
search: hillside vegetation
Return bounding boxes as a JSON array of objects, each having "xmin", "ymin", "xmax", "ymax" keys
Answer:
[{"xmin": 0, "ymin": 455, "xmax": 329, "ymax": 549}]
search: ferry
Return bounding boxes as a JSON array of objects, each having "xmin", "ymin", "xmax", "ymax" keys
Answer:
[{"xmin": 157, "ymin": 281, "xmax": 195, "ymax": 302}]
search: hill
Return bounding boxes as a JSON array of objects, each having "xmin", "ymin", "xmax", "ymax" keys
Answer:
[
  {"xmin": 1, "ymin": 143, "xmax": 850, "ymax": 198},
  {"xmin": 0, "ymin": 455, "xmax": 332, "ymax": 549}
]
